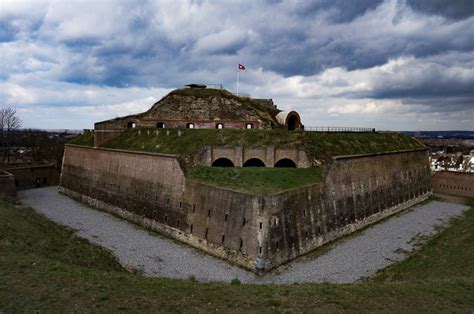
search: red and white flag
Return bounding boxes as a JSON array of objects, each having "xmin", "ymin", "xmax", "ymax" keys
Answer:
[{"xmin": 238, "ymin": 63, "xmax": 246, "ymax": 70}]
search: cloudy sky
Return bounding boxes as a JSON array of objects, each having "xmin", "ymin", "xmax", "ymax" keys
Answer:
[{"xmin": 1, "ymin": 0, "xmax": 473, "ymax": 130}]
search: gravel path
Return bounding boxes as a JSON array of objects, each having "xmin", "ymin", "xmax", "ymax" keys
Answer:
[{"xmin": 19, "ymin": 187, "xmax": 468, "ymax": 284}]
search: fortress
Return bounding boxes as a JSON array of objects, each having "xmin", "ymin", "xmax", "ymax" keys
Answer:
[{"xmin": 59, "ymin": 86, "xmax": 432, "ymax": 272}]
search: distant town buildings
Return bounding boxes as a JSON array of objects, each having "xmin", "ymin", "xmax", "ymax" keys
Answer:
[{"xmin": 429, "ymin": 150, "xmax": 474, "ymax": 173}]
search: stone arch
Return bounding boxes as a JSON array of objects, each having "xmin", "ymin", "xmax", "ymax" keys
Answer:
[
  {"xmin": 275, "ymin": 158, "xmax": 297, "ymax": 168},
  {"xmin": 243, "ymin": 158, "xmax": 266, "ymax": 167},
  {"xmin": 276, "ymin": 111, "xmax": 302, "ymax": 130},
  {"xmin": 212, "ymin": 158, "xmax": 235, "ymax": 167}
]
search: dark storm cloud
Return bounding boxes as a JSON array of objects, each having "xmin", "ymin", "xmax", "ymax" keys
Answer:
[
  {"xmin": 291, "ymin": 0, "xmax": 384, "ymax": 23},
  {"xmin": 406, "ymin": 0, "xmax": 474, "ymax": 20}
]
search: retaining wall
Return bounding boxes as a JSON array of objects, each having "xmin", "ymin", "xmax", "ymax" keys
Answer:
[
  {"xmin": 60, "ymin": 144, "xmax": 260, "ymax": 269},
  {"xmin": 0, "ymin": 170, "xmax": 16, "ymax": 199},
  {"xmin": 262, "ymin": 149, "xmax": 432, "ymax": 269},
  {"xmin": 4, "ymin": 164, "xmax": 60, "ymax": 190},
  {"xmin": 432, "ymin": 171, "xmax": 474, "ymax": 197},
  {"xmin": 60, "ymin": 145, "xmax": 432, "ymax": 272}
]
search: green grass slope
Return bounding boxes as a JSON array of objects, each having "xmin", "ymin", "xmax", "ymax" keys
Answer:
[
  {"xmin": 69, "ymin": 131, "xmax": 94, "ymax": 146},
  {"xmin": 102, "ymin": 128, "xmax": 424, "ymax": 166},
  {"xmin": 189, "ymin": 166, "xmax": 323, "ymax": 194},
  {"xmin": 1, "ymin": 197, "xmax": 473, "ymax": 312}
]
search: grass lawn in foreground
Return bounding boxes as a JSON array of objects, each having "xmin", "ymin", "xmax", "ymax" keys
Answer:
[
  {"xmin": 188, "ymin": 166, "xmax": 323, "ymax": 194},
  {"xmin": 0, "ymin": 197, "xmax": 473, "ymax": 312}
]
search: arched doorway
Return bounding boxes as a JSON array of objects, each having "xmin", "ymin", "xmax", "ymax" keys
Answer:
[
  {"xmin": 287, "ymin": 115, "xmax": 297, "ymax": 131},
  {"xmin": 212, "ymin": 158, "xmax": 235, "ymax": 167},
  {"xmin": 243, "ymin": 158, "xmax": 265, "ymax": 167},
  {"xmin": 275, "ymin": 158, "xmax": 297, "ymax": 168}
]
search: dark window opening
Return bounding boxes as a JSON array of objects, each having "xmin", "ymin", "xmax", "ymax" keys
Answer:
[
  {"xmin": 242, "ymin": 218, "xmax": 246, "ymax": 226},
  {"xmin": 157, "ymin": 122, "xmax": 165, "ymax": 128},
  {"xmin": 205, "ymin": 228, "xmax": 208, "ymax": 239},
  {"xmin": 276, "ymin": 241, "xmax": 279, "ymax": 250},
  {"xmin": 212, "ymin": 158, "xmax": 235, "ymax": 167},
  {"xmin": 192, "ymin": 204, "xmax": 196, "ymax": 213},
  {"xmin": 208, "ymin": 209, "xmax": 211, "ymax": 217},
  {"xmin": 225, "ymin": 213, "xmax": 228, "ymax": 221},
  {"xmin": 190, "ymin": 224, "xmax": 193, "ymax": 233},
  {"xmin": 274, "ymin": 158, "xmax": 297, "ymax": 168},
  {"xmin": 259, "ymin": 246, "xmax": 262, "ymax": 254},
  {"xmin": 303, "ymin": 210, "xmax": 306, "ymax": 217},
  {"xmin": 179, "ymin": 202, "xmax": 182, "ymax": 208},
  {"xmin": 243, "ymin": 158, "xmax": 265, "ymax": 167},
  {"xmin": 239, "ymin": 239, "xmax": 243, "ymax": 250},
  {"xmin": 127, "ymin": 122, "xmax": 136, "ymax": 128},
  {"xmin": 177, "ymin": 219, "xmax": 180, "ymax": 227},
  {"xmin": 221, "ymin": 234, "xmax": 225, "ymax": 244},
  {"xmin": 259, "ymin": 222, "xmax": 263, "ymax": 229}
]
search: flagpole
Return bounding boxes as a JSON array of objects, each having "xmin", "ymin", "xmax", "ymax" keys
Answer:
[{"xmin": 237, "ymin": 64, "xmax": 240, "ymax": 95}]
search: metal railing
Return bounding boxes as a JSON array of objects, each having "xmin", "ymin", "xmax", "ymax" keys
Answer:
[
  {"xmin": 206, "ymin": 84, "xmax": 224, "ymax": 89},
  {"xmin": 304, "ymin": 126, "xmax": 375, "ymax": 132}
]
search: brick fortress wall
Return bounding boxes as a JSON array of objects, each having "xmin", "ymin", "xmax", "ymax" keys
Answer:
[
  {"xmin": 59, "ymin": 145, "xmax": 432, "ymax": 272},
  {"xmin": 262, "ymin": 149, "xmax": 432, "ymax": 269},
  {"xmin": 432, "ymin": 171, "xmax": 474, "ymax": 198}
]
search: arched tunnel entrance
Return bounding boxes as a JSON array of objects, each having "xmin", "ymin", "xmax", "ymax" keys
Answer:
[
  {"xmin": 212, "ymin": 158, "xmax": 235, "ymax": 167},
  {"xmin": 274, "ymin": 158, "xmax": 297, "ymax": 168},
  {"xmin": 243, "ymin": 158, "xmax": 266, "ymax": 167}
]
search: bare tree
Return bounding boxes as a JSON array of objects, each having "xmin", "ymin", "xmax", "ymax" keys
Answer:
[{"xmin": 1, "ymin": 107, "xmax": 22, "ymax": 161}]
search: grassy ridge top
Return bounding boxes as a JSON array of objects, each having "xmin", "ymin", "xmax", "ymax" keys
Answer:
[
  {"xmin": 189, "ymin": 166, "xmax": 323, "ymax": 195},
  {"xmin": 69, "ymin": 131, "xmax": 94, "ymax": 146},
  {"xmin": 101, "ymin": 128, "xmax": 425, "ymax": 167}
]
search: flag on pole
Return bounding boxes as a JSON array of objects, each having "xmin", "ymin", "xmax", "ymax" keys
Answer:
[{"xmin": 238, "ymin": 63, "xmax": 246, "ymax": 70}]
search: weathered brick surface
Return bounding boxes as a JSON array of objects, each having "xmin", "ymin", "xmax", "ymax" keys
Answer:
[
  {"xmin": 60, "ymin": 145, "xmax": 432, "ymax": 272},
  {"xmin": 263, "ymin": 149, "xmax": 432, "ymax": 269},
  {"xmin": 432, "ymin": 171, "xmax": 474, "ymax": 197}
]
